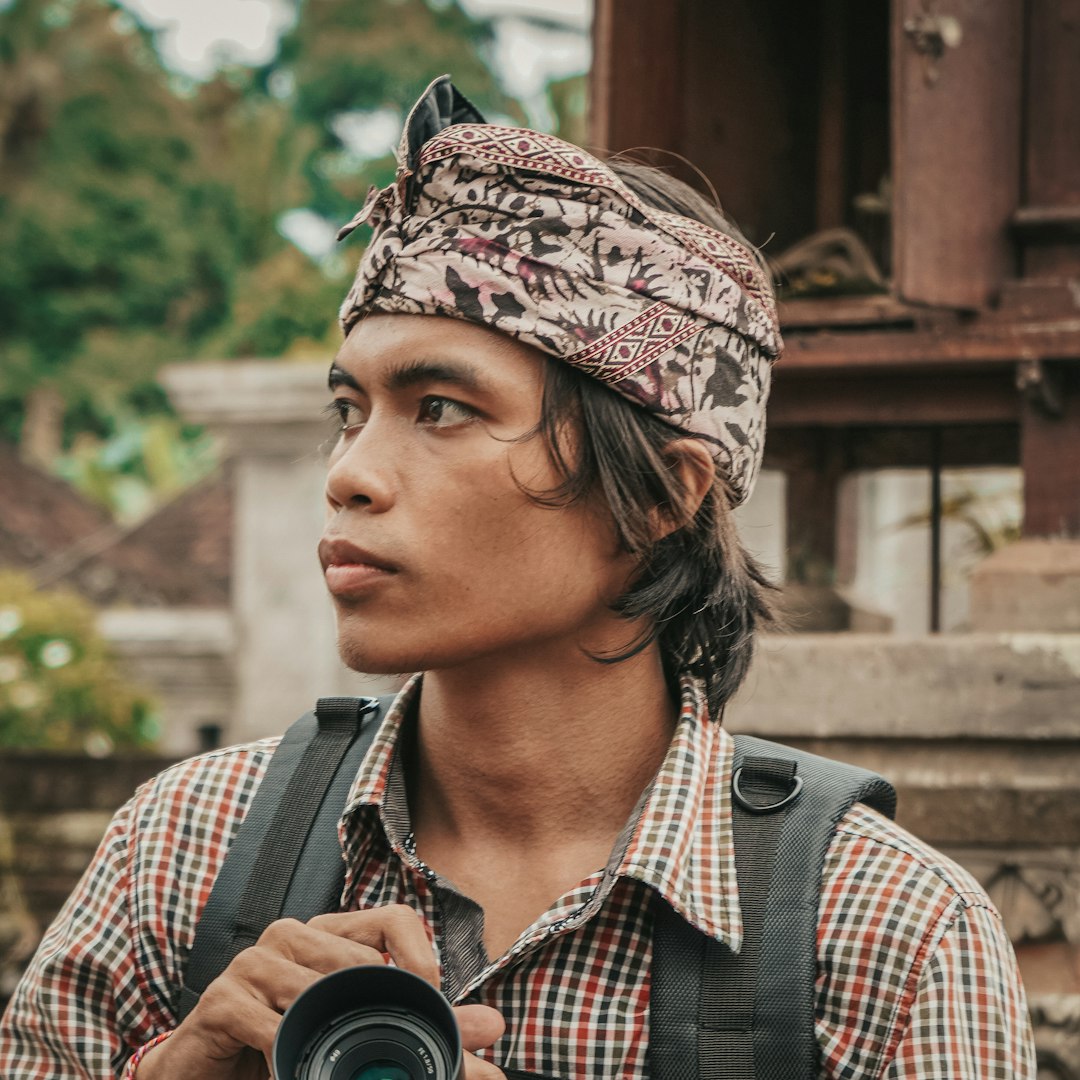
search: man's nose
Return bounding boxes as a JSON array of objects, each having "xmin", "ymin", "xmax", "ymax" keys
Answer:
[{"xmin": 324, "ymin": 419, "xmax": 396, "ymax": 512}]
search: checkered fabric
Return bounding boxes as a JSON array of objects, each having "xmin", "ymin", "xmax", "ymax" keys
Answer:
[{"xmin": 0, "ymin": 676, "xmax": 1035, "ymax": 1077}]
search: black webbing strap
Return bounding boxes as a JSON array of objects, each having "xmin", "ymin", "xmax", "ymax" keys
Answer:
[
  {"xmin": 647, "ymin": 751, "xmax": 796, "ymax": 1080},
  {"xmin": 701, "ymin": 754, "xmax": 798, "ymax": 1078},
  {"xmin": 177, "ymin": 695, "xmax": 385, "ymax": 1022},
  {"xmin": 649, "ymin": 734, "xmax": 896, "ymax": 1080}
]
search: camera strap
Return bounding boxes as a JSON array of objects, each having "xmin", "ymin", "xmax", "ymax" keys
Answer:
[{"xmin": 177, "ymin": 695, "xmax": 390, "ymax": 1023}]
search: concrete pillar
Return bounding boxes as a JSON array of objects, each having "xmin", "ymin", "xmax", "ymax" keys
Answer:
[
  {"xmin": 98, "ymin": 608, "xmax": 235, "ymax": 756},
  {"xmin": 970, "ymin": 538, "xmax": 1080, "ymax": 633},
  {"xmin": 162, "ymin": 361, "xmax": 397, "ymax": 743}
]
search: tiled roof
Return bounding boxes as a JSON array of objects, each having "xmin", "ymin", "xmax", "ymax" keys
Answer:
[
  {"xmin": 47, "ymin": 473, "xmax": 232, "ymax": 608},
  {"xmin": 0, "ymin": 442, "xmax": 112, "ymax": 569},
  {"xmin": 0, "ymin": 442, "xmax": 231, "ymax": 608}
]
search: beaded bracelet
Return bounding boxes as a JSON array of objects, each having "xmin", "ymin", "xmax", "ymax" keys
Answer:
[{"xmin": 123, "ymin": 1030, "xmax": 173, "ymax": 1078}]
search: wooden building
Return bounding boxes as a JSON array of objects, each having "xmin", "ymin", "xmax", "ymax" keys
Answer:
[
  {"xmin": 591, "ymin": 0, "xmax": 1080, "ymax": 628},
  {"xmin": 590, "ymin": 5, "xmax": 1080, "ymax": 1063}
]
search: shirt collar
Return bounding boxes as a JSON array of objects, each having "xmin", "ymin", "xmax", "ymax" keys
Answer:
[
  {"xmin": 342, "ymin": 673, "xmax": 422, "ymax": 814},
  {"xmin": 338, "ymin": 671, "xmax": 742, "ymax": 954},
  {"xmin": 614, "ymin": 675, "xmax": 742, "ymax": 952}
]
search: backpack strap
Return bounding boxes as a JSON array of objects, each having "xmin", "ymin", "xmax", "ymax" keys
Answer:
[
  {"xmin": 649, "ymin": 734, "xmax": 896, "ymax": 1080},
  {"xmin": 177, "ymin": 694, "xmax": 391, "ymax": 1022},
  {"xmin": 177, "ymin": 700, "xmax": 897, "ymax": 1077}
]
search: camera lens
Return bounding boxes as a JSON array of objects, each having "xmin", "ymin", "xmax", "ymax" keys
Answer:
[
  {"xmin": 273, "ymin": 966, "xmax": 463, "ymax": 1080},
  {"xmin": 353, "ymin": 1064, "xmax": 411, "ymax": 1080}
]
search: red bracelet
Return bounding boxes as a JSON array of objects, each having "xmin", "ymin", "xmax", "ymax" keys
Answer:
[{"xmin": 123, "ymin": 1030, "xmax": 173, "ymax": 1078}]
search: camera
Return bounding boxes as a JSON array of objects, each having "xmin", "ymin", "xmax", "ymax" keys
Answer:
[{"xmin": 273, "ymin": 965, "xmax": 463, "ymax": 1080}]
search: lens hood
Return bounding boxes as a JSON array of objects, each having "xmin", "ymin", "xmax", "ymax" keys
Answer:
[{"xmin": 273, "ymin": 965, "xmax": 463, "ymax": 1080}]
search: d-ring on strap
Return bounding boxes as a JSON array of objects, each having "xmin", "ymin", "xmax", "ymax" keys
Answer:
[{"xmin": 732, "ymin": 760, "xmax": 803, "ymax": 814}]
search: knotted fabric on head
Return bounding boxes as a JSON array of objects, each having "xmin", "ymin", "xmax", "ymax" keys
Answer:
[{"xmin": 337, "ymin": 76, "xmax": 782, "ymax": 504}]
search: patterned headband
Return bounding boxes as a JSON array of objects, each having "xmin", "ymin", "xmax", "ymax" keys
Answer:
[{"xmin": 337, "ymin": 76, "xmax": 782, "ymax": 504}]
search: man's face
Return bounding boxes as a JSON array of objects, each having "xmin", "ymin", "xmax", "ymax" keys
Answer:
[{"xmin": 320, "ymin": 313, "xmax": 639, "ymax": 676}]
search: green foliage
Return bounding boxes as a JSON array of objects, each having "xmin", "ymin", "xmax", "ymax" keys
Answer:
[
  {"xmin": 0, "ymin": 0, "xmax": 253, "ymax": 413},
  {"xmin": 263, "ymin": 0, "xmax": 523, "ymax": 221},
  {"xmin": 200, "ymin": 246, "xmax": 349, "ymax": 360},
  {"xmin": 0, "ymin": 0, "xmax": 538, "ymax": 507},
  {"xmin": 54, "ymin": 411, "xmax": 217, "ymax": 521},
  {"xmin": 894, "ymin": 482, "xmax": 1023, "ymax": 561},
  {"xmin": 549, "ymin": 73, "xmax": 588, "ymax": 149},
  {"xmin": 0, "ymin": 570, "xmax": 159, "ymax": 753}
]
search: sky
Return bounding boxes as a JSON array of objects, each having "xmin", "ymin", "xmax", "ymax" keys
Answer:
[
  {"xmin": 116, "ymin": 0, "xmax": 591, "ymax": 87},
  {"xmin": 117, "ymin": 0, "xmax": 295, "ymax": 78}
]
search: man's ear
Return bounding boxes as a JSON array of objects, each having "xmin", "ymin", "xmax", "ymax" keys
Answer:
[{"xmin": 652, "ymin": 438, "xmax": 716, "ymax": 540}]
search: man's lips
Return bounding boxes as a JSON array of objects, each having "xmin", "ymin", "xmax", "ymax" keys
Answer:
[{"xmin": 319, "ymin": 538, "xmax": 398, "ymax": 595}]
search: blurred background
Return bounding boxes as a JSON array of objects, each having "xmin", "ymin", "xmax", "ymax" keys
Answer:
[{"xmin": 0, "ymin": 0, "xmax": 1078, "ymax": 1071}]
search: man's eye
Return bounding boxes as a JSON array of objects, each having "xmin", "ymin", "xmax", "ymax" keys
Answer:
[
  {"xmin": 419, "ymin": 396, "xmax": 475, "ymax": 427},
  {"xmin": 325, "ymin": 399, "xmax": 365, "ymax": 431}
]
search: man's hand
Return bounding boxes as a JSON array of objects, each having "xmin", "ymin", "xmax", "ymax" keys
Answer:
[{"xmin": 136, "ymin": 905, "xmax": 505, "ymax": 1080}]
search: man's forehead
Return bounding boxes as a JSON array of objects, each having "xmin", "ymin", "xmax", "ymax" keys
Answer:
[
  {"xmin": 337, "ymin": 311, "xmax": 526, "ymax": 358},
  {"xmin": 329, "ymin": 314, "xmax": 546, "ymax": 395}
]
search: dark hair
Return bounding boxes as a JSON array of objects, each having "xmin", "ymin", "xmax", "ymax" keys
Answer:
[{"xmin": 528, "ymin": 159, "xmax": 778, "ymax": 720}]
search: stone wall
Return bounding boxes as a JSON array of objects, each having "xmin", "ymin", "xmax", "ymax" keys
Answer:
[
  {"xmin": 0, "ymin": 752, "xmax": 176, "ymax": 1008},
  {"xmin": 99, "ymin": 607, "xmax": 235, "ymax": 756},
  {"xmin": 727, "ymin": 631, "xmax": 1080, "ymax": 1077}
]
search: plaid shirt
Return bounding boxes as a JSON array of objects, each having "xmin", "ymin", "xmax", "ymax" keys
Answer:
[{"xmin": 1, "ymin": 675, "xmax": 1035, "ymax": 1078}]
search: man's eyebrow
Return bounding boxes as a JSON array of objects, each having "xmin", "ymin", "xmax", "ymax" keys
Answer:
[
  {"xmin": 328, "ymin": 363, "xmax": 360, "ymax": 392},
  {"xmin": 327, "ymin": 357, "xmax": 487, "ymax": 394},
  {"xmin": 384, "ymin": 357, "xmax": 486, "ymax": 393}
]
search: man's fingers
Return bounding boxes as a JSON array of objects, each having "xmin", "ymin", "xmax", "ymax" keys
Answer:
[
  {"xmin": 255, "ymin": 918, "xmax": 386, "ymax": 977},
  {"xmin": 143, "ymin": 910, "xmax": 442, "ymax": 1080},
  {"xmin": 454, "ymin": 1004, "xmax": 506, "ymax": 1052},
  {"xmin": 456, "ymin": 1004, "xmax": 506, "ymax": 1079},
  {"xmin": 462, "ymin": 1050, "xmax": 506, "ymax": 1080},
  {"xmin": 227, "ymin": 949, "xmax": 340, "ymax": 1014},
  {"xmin": 162, "ymin": 991, "xmax": 281, "ymax": 1070},
  {"xmin": 306, "ymin": 905, "xmax": 439, "ymax": 985}
]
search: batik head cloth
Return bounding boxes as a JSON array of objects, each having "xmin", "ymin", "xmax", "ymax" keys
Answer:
[{"xmin": 337, "ymin": 76, "xmax": 782, "ymax": 504}]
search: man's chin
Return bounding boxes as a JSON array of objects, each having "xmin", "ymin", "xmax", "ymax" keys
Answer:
[
  {"xmin": 337, "ymin": 640, "xmax": 409, "ymax": 676},
  {"xmin": 335, "ymin": 626, "xmax": 431, "ymax": 676}
]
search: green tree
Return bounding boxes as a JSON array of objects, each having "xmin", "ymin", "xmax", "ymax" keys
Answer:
[
  {"xmin": 0, "ymin": 0, "xmax": 330, "ymax": 502},
  {"xmin": 0, "ymin": 0, "xmax": 528, "ymax": 508},
  {"xmin": 0, "ymin": 569, "xmax": 158, "ymax": 752},
  {"xmin": 0, "ymin": 0, "xmax": 249, "ymax": 438},
  {"xmin": 262, "ymin": 0, "xmax": 523, "ymax": 223}
]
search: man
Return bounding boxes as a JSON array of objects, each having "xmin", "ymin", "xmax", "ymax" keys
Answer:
[{"xmin": 0, "ymin": 78, "xmax": 1034, "ymax": 1078}]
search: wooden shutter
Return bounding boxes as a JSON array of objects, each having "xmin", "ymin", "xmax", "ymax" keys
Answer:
[{"xmin": 891, "ymin": 0, "xmax": 1023, "ymax": 309}]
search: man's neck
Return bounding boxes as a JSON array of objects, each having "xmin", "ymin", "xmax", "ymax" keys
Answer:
[{"xmin": 408, "ymin": 641, "xmax": 679, "ymax": 851}]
